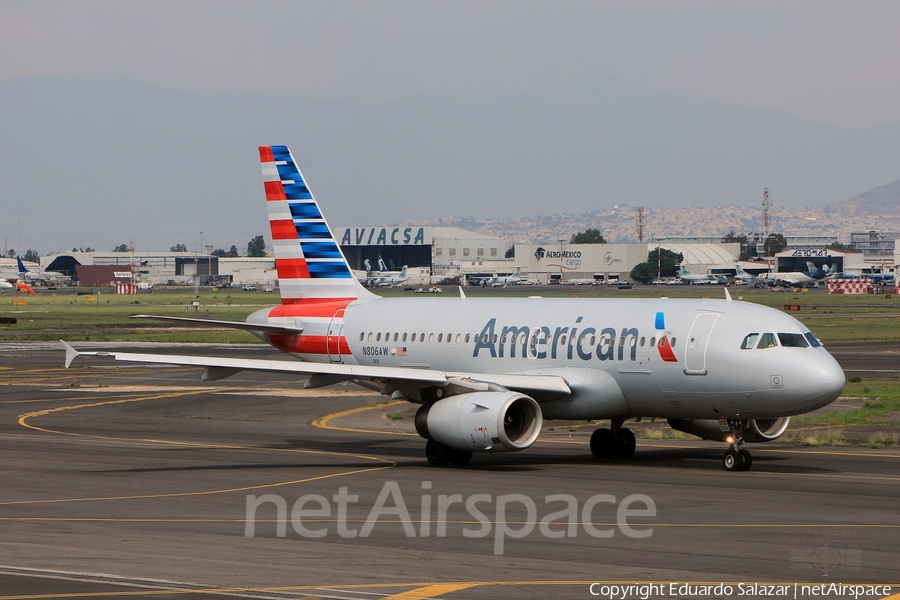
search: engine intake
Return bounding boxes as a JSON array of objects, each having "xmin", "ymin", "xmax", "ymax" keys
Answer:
[
  {"xmin": 667, "ymin": 417, "xmax": 790, "ymax": 443},
  {"xmin": 415, "ymin": 391, "xmax": 542, "ymax": 452}
]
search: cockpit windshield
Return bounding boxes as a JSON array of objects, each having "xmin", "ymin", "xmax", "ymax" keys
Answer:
[
  {"xmin": 804, "ymin": 332, "xmax": 822, "ymax": 347},
  {"xmin": 778, "ymin": 333, "xmax": 809, "ymax": 348},
  {"xmin": 741, "ymin": 332, "xmax": 818, "ymax": 349},
  {"xmin": 757, "ymin": 333, "xmax": 778, "ymax": 349}
]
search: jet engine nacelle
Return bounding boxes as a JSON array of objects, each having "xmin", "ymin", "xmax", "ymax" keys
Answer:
[
  {"xmin": 415, "ymin": 391, "xmax": 542, "ymax": 452},
  {"xmin": 667, "ymin": 417, "xmax": 790, "ymax": 443}
]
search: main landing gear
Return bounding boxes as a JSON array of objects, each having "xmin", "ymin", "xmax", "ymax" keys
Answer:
[
  {"xmin": 425, "ymin": 439, "xmax": 473, "ymax": 466},
  {"xmin": 722, "ymin": 420, "xmax": 753, "ymax": 472},
  {"xmin": 590, "ymin": 419, "xmax": 636, "ymax": 459}
]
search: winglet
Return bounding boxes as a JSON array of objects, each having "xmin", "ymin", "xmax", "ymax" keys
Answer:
[
  {"xmin": 724, "ymin": 287, "xmax": 732, "ymax": 302},
  {"xmin": 459, "ymin": 286, "xmax": 466, "ymax": 299},
  {"xmin": 61, "ymin": 340, "xmax": 80, "ymax": 368}
]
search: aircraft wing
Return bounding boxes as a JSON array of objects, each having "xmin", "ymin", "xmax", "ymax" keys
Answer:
[
  {"xmin": 60, "ymin": 341, "xmax": 571, "ymax": 396},
  {"xmin": 131, "ymin": 314, "xmax": 304, "ymax": 335}
]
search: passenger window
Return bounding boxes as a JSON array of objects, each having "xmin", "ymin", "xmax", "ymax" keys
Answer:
[
  {"xmin": 560, "ymin": 335, "xmax": 567, "ymax": 345},
  {"xmin": 359, "ymin": 332, "xmax": 365, "ymax": 342},
  {"xmin": 804, "ymin": 332, "xmax": 822, "ymax": 347},
  {"xmin": 393, "ymin": 333, "xmax": 399, "ymax": 342},
  {"xmin": 438, "ymin": 333, "xmax": 443, "ymax": 343},
  {"xmin": 757, "ymin": 333, "xmax": 777, "ymax": 349},
  {"xmin": 402, "ymin": 333, "xmax": 408, "ymax": 342},
  {"xmin": 741, "ymin": 333, "xmax": 759, "ymax": 350},
  {"xmin": 465, "ymin": 333, "xmax": 470, "ymax": 343},
  {"xmin": 456, "ymin": 334, "xmax": 461, "ymax": 343},
  {"xmin": 376, "ymin": 333, "xmax": 382, "ymax": 342},
  {"xmin": 778, "ymin": 333, "xmax": 809, "ymax": 348},
  {"xmin": 649, "ymin": 337, "xmax": 655, "ymax": 347},
  {"xmin": 429, "ymin": 333, "xmax": 434, "ymax": 343},
  {"xmin": 367, "ymin": 332, "xmax": 373, "ymax": 342}
]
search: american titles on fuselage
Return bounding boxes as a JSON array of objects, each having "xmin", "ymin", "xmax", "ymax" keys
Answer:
[{"xmin": 472, "ymin": 316, "xmax": 673, "ymax": 362}]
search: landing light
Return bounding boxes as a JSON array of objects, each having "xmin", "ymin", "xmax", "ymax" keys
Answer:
[{"xmin": 725, "ymin": 435, "xmax": 734, "ymax": 444}]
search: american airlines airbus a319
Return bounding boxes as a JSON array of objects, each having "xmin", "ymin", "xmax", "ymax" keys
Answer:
[{"xmin": 63, "ymin": 145, "xmax": 846, "ymax": 472}]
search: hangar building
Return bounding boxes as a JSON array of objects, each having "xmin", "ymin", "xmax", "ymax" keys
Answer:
[
  {"xmin": 336, "ymin": 225, "xmax": 510, "ymax": 278},
  {"xmin": 515, "ymin": 242, "xmax": 740, "ymax": 283}
]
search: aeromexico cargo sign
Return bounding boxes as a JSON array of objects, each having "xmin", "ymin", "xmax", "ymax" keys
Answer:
[{"xmin": 340, "ymin": 227, "xmax": 428, "ymax": 246}]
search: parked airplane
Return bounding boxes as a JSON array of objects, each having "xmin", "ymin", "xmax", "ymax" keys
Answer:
[
  {"xmin": 733, "ymin": 264, "xmax": 755, "ymax": 283},
  {"xmin": 17, "ymin": 256, "xmax": 67, "ymax": 284},
  {"xmin": 483, "ymin": 267, "xmax": 522, "ymax": 288},
  {"xmin": 62, "ymin": 145, "xmax": 845, "ymax": 472},
  {"xmin": 0, "ymin": 279, "xmax": 12, "ymax": 291},
  {"xmin": 677, "ymin": 265, "xmax": 719, "ymax": 285},
  {"xmin": 371, "ymin": 265, "xmax": 408, "ymax": 288},
  {"xmin": 362, "ymin": 256, "xmax": 407, "ymax": 287},
  {"xmin": 759, "ymin": 263, "xmax": 838, "ymax": 287}
]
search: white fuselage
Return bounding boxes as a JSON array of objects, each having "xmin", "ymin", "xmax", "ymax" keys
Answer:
[{"xmin": 250, "ymin": 297, "xmax": 844, "ymax": 423}]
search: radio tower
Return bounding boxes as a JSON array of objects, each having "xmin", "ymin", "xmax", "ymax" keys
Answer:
[
  {"xmin": 636, "ymin": 206, "xmax": 645, "ymax": 243},
  {"xmin": 762, "ymin": 188, "xmax": 771, "ymax": 256}
]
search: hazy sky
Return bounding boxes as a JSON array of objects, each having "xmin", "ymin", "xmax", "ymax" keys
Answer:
[{"xmin": 2, "ymin": 0, "xmax": 899, "ymax": 127}]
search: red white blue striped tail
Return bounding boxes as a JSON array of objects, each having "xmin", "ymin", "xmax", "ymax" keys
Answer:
[{"xmin": 259, "ymin": 145, "xmax": 372, "ymax": 305}]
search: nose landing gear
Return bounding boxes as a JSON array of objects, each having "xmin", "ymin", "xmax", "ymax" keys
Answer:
[{"xmin": 722, "ymin": 420, "xmax": 753, "ymax": 471}]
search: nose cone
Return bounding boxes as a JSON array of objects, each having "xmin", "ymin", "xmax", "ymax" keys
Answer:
[{"xmin": 799, "ymin": 350, "xmax": 846, "ymax": 410}]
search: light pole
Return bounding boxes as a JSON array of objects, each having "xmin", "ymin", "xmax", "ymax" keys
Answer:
[{"xmin": 194, "ymin": 231, "xmax": 203, "ymax": 300}]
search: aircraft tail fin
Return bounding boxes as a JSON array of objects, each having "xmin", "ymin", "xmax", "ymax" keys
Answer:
[
  {"xmin": 258, "ymin": 145, "xmax": 375, "ymax": 305},
  {"xmin": 16, "ymin": 257, "xmax": 28, "ymax": 274}
]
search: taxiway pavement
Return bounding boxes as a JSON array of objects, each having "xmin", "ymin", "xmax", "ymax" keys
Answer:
[{"xmin": 0, "ymin": 343, "xmax": 897, "ymax": 599}]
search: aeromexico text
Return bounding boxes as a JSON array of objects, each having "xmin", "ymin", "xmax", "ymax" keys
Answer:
[
  {"xmin": 473, "ymin": 317, "xmax": 651, "ymax": 362},
  {"xmin": 542, "ymin": 250, "xmax": 582, "ymax": 259}
]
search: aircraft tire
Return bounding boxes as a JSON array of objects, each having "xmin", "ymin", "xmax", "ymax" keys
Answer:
[
  {"xmin": 425, "ymin": 440, "xmax": 452, "ymax": 466},
  {"xmin": 590, "ymin": 428, "xmax": 614, "ymax": 459},
  {"xmin": 723, "ymin": 449, "xmax": 744, "ymax": 472},
  {"xmin": 613, "ymin": 428, "xmax": 636, "ymax": 458},
  {"xmin": 449, "ymin": 449, "xmax": 473, "ymax": 466},
  {"xmin": 738, "ymin": 449, "xmax": 753, "ymax": 471}
]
